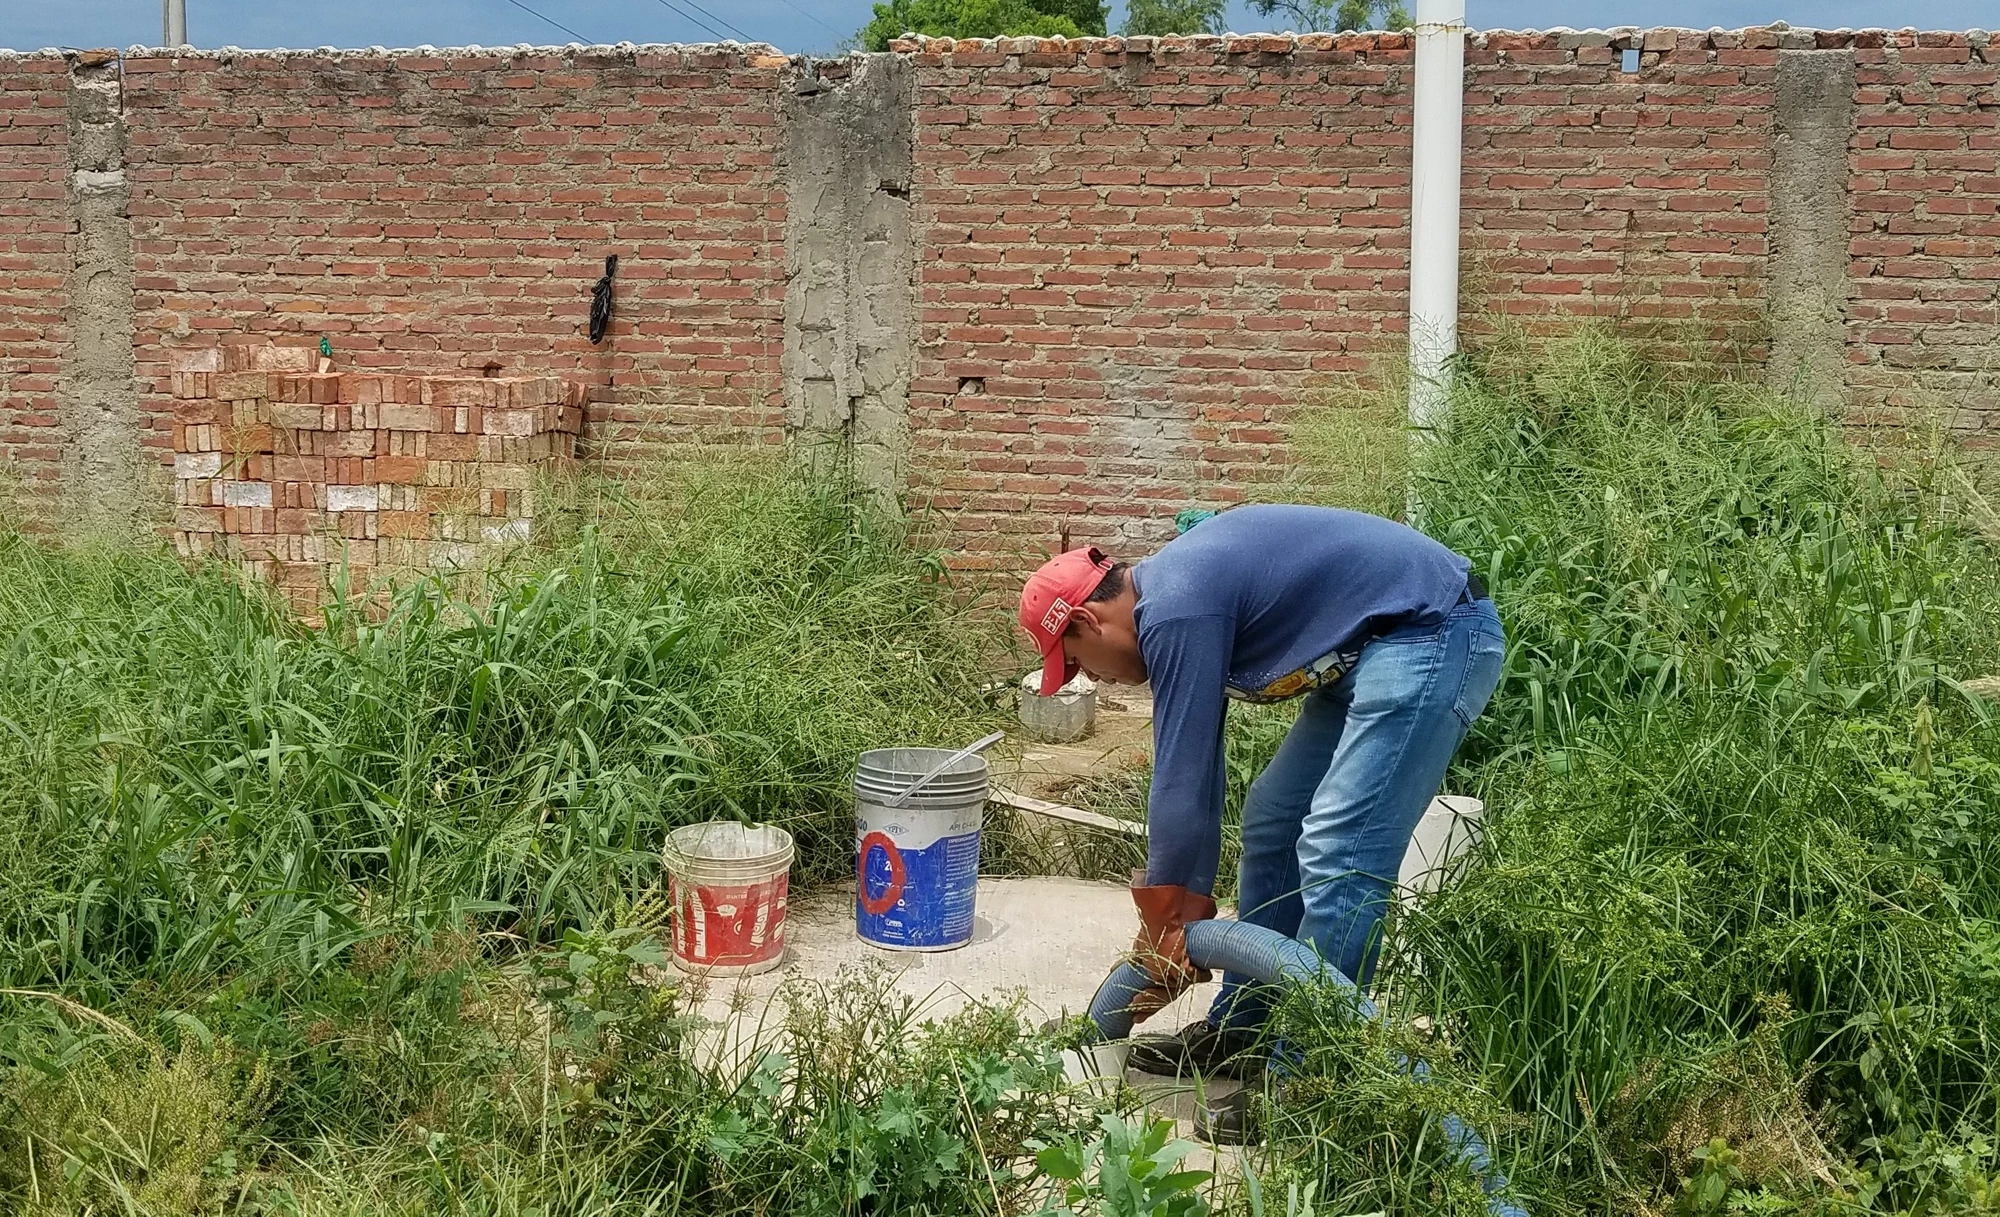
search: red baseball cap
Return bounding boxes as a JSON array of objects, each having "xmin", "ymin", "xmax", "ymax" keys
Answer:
[{"xmin": 1019, "ymin": 546, "xmax": 1116, "ymax": 696}]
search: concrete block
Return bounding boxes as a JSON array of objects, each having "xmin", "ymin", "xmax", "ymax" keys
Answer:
[
  {"xmin": 483, "ymin": 517, "xmax": 531, "ymax": 544},
  {"xmin": 248, "ymin": 345, "xmax": 318, "ymax": 373},
  {"xmin": 175, "ymin": 452, "xmax": 223, "ymax": 480},
  {"xmin": 329, "ymin": 430, "xmax": 377, "ymax": 458},
  {"xmin": 219, "ymin": 481, "xmax": 273, "ymax": 508},
  {"xmin": 378, "ymin": 405, "xmax": 432, "ymax": 431},
  {"xmin": 213, "ymin": 371, "xmax": 275, "ymax": 402},
  {"xmin": 326, "ymin": 484, "xmax": 380, "ymax": 513},
  {"xmin": 485, "ymin": 409, "xmax": 536, "ymax": 436},
  {"xmin": 268, "ymin": 404, "xmax": 326, "ymax": 430},
  {"xmin": 170, "ymin": 347, "xmax": 223, "ymax": 374},
  {"xmin": 426, "ymin": 379, "xmax": 486, "ymax": 407},
  {"xmin": 430, "ymin": 540, "xmax": 478, "ymax": 569},
  {"xmin": 479, "ymin": 463, "xmax": 532, "ymax": 490}
]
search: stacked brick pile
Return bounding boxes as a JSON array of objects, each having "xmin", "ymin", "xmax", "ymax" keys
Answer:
[{"xmin": 169, "ymin": 341, "xmax": 582, "ymax": 603}]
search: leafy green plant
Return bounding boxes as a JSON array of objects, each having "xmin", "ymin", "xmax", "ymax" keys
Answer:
[
  {"xmin": 7, "ymin": 330, "xmax": 2000, "ymax": 1216},
  {"xmin": 1843, "ymin": 1125, "xmax": 2000, "ymax": 1215},
  {"xmin": 1248, "ymin": 0, "xmax": 1408, "ymax": 33},
  {"xmin": 1677, "ymin": 1138, "xmax": 1746, "ymax": 1215},
  {"xmin": 1, "ymin": 1039, "xmax": 273, "ymax": 1216},
  {"xmin": 1030, "ymin": 1113, "xmax": 1212, "ymax": 1217},
  {"xmin": 0, "ymin": 455, "xmax": 1024, "ymax": 1213},
  {"xmin": 1099, "ymin": 329, "xmax": 2000, "ymax": 1214},
  {"xmin": 534, "ymin": 924, "xmax": 674, "ymax": 1059},
  {"xmin": 1241, "ymin": 979, "xmax": 1515, "ymax": 1217},
  {"xmin": 1382, "ymin": 329, "xmax": 2000, "ymax": 1211},
  {"xmin": 1244, "ymin": 1170, "xmax": 1338, "ymax": 1217}
]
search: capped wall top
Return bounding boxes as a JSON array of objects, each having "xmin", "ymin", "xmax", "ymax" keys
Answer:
[{"xmin": 4, "ymin": 24, "xmax": 1990, "ymax": 63}]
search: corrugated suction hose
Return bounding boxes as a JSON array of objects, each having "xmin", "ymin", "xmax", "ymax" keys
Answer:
[{"xmin": 1084, "ymin": 919, "xmax": 1529, "ymax": 1217}]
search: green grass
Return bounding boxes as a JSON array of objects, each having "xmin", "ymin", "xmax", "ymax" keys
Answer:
[
  {"xmin": 1236, "ymin": 330, "xmax": 2000, "ymax": 1215},
  {"xmin": 6, "ymin": 331, "xmax": 2000, "ymax": 1215},
  {"xmin": 0, "ymin": 457, "xmax": 1000, "ymax": 998},
  {"xmin": 0, "ymin": 456, "xmax": 1120, "ymax": 1215}
]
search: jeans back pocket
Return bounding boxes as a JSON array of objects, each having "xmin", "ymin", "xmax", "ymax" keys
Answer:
[{"xmin": 1452, "ymin": 626, "xmax": 1506, "ymax": 727}]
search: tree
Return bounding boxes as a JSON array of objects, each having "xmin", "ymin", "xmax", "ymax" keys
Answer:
[
  {"xmin": 858, "ymin": 0, "xmax": 1108, "ymax": 51},
  {"xmin": 1034, "ymin": 0, "xmax": 1111, "ymax": 31},
  {"xmin": 1248, "ymin": 0, "xmax": 1409, "ymax": 31},
  {"xmin": 1121, "ymin": 0, "xmax": 1227, "ymax": 36}
]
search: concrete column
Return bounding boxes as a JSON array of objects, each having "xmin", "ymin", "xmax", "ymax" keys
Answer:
[
  {"xmin": 1768, "ymin": 47, "xmax": 1856, "ymax": 410},
  {"xmin": 781, "ymin": 55, "xmax": 916, "ymax": 503},
  {"xmin": 61, "ymin": 52, "xmax": 142, "ymax": 541}
]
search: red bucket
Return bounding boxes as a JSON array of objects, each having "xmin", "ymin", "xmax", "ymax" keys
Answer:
[{"xmin": 664, "ymin": 822, "xmax": 794, "ymax": 976}]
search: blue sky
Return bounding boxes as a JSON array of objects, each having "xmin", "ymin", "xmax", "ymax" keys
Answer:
[{"xmin": 3, "ymin": 0, "xmax": 1990, "ymax": 57}]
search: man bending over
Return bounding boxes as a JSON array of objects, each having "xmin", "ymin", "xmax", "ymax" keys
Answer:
[{"xmin": 1017, "ymin": 505, "xmax": 1504, "ymax": 1141}]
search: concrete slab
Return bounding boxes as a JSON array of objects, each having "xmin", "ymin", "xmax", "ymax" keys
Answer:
[
  {"xmin": 666, "ymin": 686, "xmax": 1482, "ymax": 1169},
  {"xmin": 676, "ymin": 874, "xmax": 1243, "ymax": 1161},
  {"xmin": 671, "ymin": 705, "xmax": 1279, "ymax": 1160},
  {"xmin": 990, "ymin": 684, "xmax": 1155, "ymax": 803},
  {"xmin": 682, "ymin": 875, "xmax": 1219, "ymax": 1035}
]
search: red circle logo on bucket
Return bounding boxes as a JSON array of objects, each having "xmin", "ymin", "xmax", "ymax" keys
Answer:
[{"xmin": 858, "ymin": 830, "xmax": 907, "ymax": 915}]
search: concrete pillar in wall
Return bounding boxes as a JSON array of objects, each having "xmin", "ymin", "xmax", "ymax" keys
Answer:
[
  {"xmin": 780, "ymin": 55, "xmax": 917, "ymax": 504},
  {"xmin": 1768, "ymin": 46, "xmax": 1856, "ymax": 411},
  {"xmin": 60, "ymin": 51, "xmax": 143, "ymax": 541}
]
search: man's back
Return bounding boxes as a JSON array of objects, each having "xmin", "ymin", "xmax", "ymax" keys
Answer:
[{"xmin": 1134, "ymin": 504, "xmax": 1471, "ymax": 700}]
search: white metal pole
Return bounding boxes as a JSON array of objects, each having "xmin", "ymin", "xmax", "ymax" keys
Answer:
[
  {"xmin": 163, "ymin": 0, "xmax": 187, "ymax": 46},
  {"xmin": 1407, "ymin": 0, "xmax": 1466, "ymax": 436}
]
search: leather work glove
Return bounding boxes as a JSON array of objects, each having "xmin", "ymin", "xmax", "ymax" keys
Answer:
[{"xmin": 1127, "ymin": 870, "xmax": 1217, "ymax": 1025}]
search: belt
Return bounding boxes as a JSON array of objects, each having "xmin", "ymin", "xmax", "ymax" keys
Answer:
[{"xmin": 1458, "ymin": 572, "xmax": 1488, "ymax": 605}]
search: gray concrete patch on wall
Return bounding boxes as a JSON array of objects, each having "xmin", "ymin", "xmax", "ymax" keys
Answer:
[
  {"xmin": 61, "ymin": 52, "xmax": 143, "ymax": 540},
  {"xmin": 780, "ymin": 55, "xmax": 917, "ymax": 503},
  {"xmin": 1768, "ymin": 47, "xmax": 1856, "ymax": 411}
]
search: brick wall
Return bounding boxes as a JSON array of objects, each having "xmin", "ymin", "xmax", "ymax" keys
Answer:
[
  {"xmin": 906, "ymin": 35, "xmax": 1417, "ymax": 567},
  {"xmin": 118, "ymin": 45, "xmax": 789, "ymax": 490},
  {"xmin": 1847, "ymin": 33, "xmax": 2000, "ymax": 429},
  {"xmin": 2, "ymin": 30, "xmax": 1995, "ymax": 575},
  {"xmin": 1462, "ymin": 29, "xmax": 1772, "ymax": 332},
  {"xmin": 899, "ymin": 28, "xmax": 1994, "ymax": 569},
  {"xmin": 902, "ymin": 29, "xmax": 1810, "ymax": 567},
  {"xmin": 0, "ymin": 54, "xmax": 69, "ymax": 528}
]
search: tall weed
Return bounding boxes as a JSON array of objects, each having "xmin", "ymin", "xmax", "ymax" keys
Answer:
[
  {"xmin": 1373, "ymin": 331, "xmax": 2000, "ymax": 1210},
  {"xmin": 0, "ymin": 456, "xmax": 997, "ymax": 996}
]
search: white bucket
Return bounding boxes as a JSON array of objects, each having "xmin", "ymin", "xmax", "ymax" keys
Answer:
[
  {"xmin": 1398, "ymin": 795, "xmax": 1485, "ymax": 899},
  {"xmin": 854, "ymin": 747, "xmax": 988, "ymax": 951},
  {"xmin": 662, "ymin": 821, "xmax": 794, "ymax": 976},
  {"xmin": 1019, "ymin": 669, "xmax": 1097, "ymax": 743},
  {"xmin": 1061, "ymin": 1041, "xmax": 1129, "ymax": 1098}
]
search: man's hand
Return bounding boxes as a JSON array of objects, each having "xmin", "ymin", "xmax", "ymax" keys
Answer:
[{"xmin": 1127, "ymin": 871, "xmax": 1217, "ymax": 1024}]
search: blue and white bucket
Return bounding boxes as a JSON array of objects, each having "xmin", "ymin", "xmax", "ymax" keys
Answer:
[{"xmin": 853, "ymin": 747, "xmax": 988, "ymax": 951}]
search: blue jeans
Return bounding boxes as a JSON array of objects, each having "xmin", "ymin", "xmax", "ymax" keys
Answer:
[{"xmin": 1209, "ymin": 598, "xmax": 1505, "ymax": 1029}]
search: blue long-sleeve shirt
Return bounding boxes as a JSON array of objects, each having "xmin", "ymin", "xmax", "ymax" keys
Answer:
[{"xmin": 1132, "ymin": 505, "xmax": 1473, "ymax": 892}]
